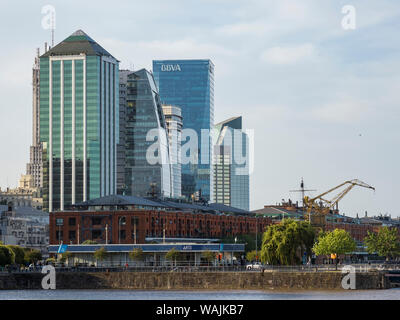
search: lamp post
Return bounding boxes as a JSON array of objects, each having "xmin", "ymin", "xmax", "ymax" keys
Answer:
[
  {"xmin": 134, "ymin": 221, "xmax": 137, "ymax": 245},
  {"xmin": 255, "ymin": 217, "xmax": 258, "ymax": 262},
  {"xmin": 105, "ymin": 224, "xmax": 108, "ymax": 244}
]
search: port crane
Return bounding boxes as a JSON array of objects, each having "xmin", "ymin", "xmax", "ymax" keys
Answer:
[{"xmin": 303, "ymin": 179, "xmax": 375, "ymax": 225}]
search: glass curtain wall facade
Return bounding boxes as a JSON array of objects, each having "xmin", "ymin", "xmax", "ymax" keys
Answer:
[
  {"xmin": 213, "ymin": 117, "xmax": 249, "ymax": 211},
  {"xmin": 116, "ymin": 70, "xmax": 130, "ymax": 195},
  {"xmin": 124, "ymin": 69, "xmax": 172, "ymax": 198},
  {"xmin": 39, "ymin": 30, "xmax": 119, "ymax": 211},
  {"xmin": 162, "ymin": 105, "xmax": 183, "ymax": 198},
  {"xmin": 153, "ymin": 60, "xmax": 214, "ymax": 202}
]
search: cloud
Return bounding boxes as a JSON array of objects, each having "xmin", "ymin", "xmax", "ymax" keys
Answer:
[
  {"xmin": 311, "ymin": 100, "xmax": 372, "ymax": 124},
  {"xmin": 260, "ymin": 44, "xmax": 316, "ymax": 65},
  {"xmin": 99, "ymin": 37, "xmax": 237, "ymax": 77}
]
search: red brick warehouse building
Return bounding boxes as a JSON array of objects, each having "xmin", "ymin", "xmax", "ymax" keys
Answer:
[{"xmin": 49, "ymin": 195, "xmax": 272, "ymax": 245}]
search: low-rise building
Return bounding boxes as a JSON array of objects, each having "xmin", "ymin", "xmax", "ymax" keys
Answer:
[
  {"xmin": 0, "ymin": 205, "xmax": 49, "ymax": 256},
  {"xmin": 49, "ymin": 195, "xmax": 271, "ymax": 245},
  {"xmin": 0, "ymin": 175, "xmax": 42, "ymax": 209},
  {"xmin": 47, "ymin": 243, "xmax": 244, "ymax": 267}
]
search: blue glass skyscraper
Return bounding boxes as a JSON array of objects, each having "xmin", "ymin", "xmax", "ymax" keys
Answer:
[{"xmin": 153, "ymin": 60, "xmax": 214, "ymax": 201}]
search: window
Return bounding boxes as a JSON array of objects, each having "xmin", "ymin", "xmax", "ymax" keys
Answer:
[
  {"xmin": 69, "ymin": 218, "xmax": 76, "ymax": 226},
  {"xmin": 69, "ymin": 230, "xmax": 76, "ymax": 240},
  {"xmin": 92, "ymin": 217, "xmax": 102, "ymax": 225},
  {"xmin": 92, "ymin": 230, "xmax": 101, "ymax": 239},
  {"xmin": 131, "ymin": 216, "xmax": 139, "ymax": 226},
  {"xmin": 119, "ymin": 230, "xmax": 126, "ymax": 240},
  {"xmin": 56, "ymin": 218, "xmax": 64, "ymax": 226},
  {"xmin": 56, "ymin": 230, "xmax": 63, "ymax": 241},
  {"xmin": 119, "ymin": 216, "xmax": 126, "ymax": 225}
]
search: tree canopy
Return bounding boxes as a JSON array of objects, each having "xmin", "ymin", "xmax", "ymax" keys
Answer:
[
  {"xmin": 312, "ymin": 229, "xmax": 356, "ymax": 258},
  {"xmin": 364, "ymin": 227, "xmax": 400, "ymax": 260},
  {"xmin": 94, "ymin": 247, "xmax": 107, "ymax": 261},
  {"xmin": 82, "ymin": 240, "xmax": 98, "ymax": 245},
  {"xmin": 6, "ymin": 245, "xmax": 26, "ymax": 265},
  {"xmin": 165, "ymin": 248, "xmax": 180, "ymax": 261},
  {"xmin": 246, "ymin": 250, "xmax": 257, "ymax": 262},
  {"xmin": 0, "ymin": 245, "xmax": 15, "ymax": 266},
  {"xmin": 260, "ymin": 219, "xmax": 316, "ymax": 265},
  {"xmin": 201, "ymin": 251, "xmax": 215, "ymax": 264},
  {"xmin": 24, "ymin": 249, "xmax": 42, "ymax": 264},
  {"xmin": 221, "ymin": 233, "xmax": 262, "ymax": 253},
  {"xmin": 129, "ymin": 248, "xmax": 145, "ymax": 262}
]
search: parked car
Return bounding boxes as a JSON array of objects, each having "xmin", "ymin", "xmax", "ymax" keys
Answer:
[{"xmin": 246, "ymin": 262, "xmax": 263, "ymax": 271}]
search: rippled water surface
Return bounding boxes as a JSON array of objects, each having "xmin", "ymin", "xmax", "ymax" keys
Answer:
[{"xmin": 0, "ymin": 289, "xmax": 399, "ymax": 300}]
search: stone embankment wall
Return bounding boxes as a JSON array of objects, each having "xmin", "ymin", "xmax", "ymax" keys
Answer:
[{"xmin": 0, "ymin": 271, "xmax": 390, "ymax": 290}]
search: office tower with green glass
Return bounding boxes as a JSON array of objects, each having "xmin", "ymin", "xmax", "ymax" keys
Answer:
[{"xmin": 39, "ymin": 30, "xmax": 119, "ymax": 211}]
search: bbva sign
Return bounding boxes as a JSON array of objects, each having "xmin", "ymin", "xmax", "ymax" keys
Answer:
[{"xmin": 161, "ymin": 64, "xmax": 181, "ymax": 72}]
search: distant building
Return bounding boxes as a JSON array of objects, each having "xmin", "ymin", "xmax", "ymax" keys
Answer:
[
  {"xmin": 0, "ymin": 205, "xmax": 49, "ymax": 256},
  {"xmin": 39, "ymin": 30, "xmax": 119, "ymax": 211},
  {"xmin": 162, "ymin": 105, "xmax": 183, "ymax": 198},
  {"xmin": 122, "ymin": 69, "xmax": 172, "ymax": 198},
  {"xmin": 26, "ymin": 48, "xmax": 43, "ymax": 189},
  {"xmin": 116, "ymin": 70, "xmax": 130, "ymax": 195},
  {"xmin": 50, "ymin": 195, "xmax": 267, "ymax": 245},
  {"xmin": 0, "ymin": 175, "xmax": 42, "ymax": 209},
  {"xmin": 153, "ymin": 59, "xmax": 215, "ymax": 201},
  {"xmin": 213, "ymin": 117, "xmax": 249, "ymax": 211}
]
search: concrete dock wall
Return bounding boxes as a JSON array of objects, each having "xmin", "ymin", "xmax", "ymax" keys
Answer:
[{"xmin": 0, "ymin": 271, "xmax": 390, "ymax": 290}]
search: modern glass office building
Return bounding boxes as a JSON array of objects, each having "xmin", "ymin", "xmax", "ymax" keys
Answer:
[
  {"xmin": 153, "ymin": 60, "xmax": 214, "ymax": 201},
  {"xmin": 123, "ymin": 69, "xmax": 172, "ymax": 198},
  {"xmin": 213, "ymin": 117, "xmax": 249, "ymax": 211},
  {"xmin": 162, "ymin": 105, "xmax": 183, "ymax": 198},
  {"xmin": 39, "ymin": 30, "xmax": 119, "ymax": 211}
]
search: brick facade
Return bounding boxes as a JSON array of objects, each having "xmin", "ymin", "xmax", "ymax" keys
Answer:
[{"xmin": 50, "ymin": 210, "xmax": 272, "ymax": 245}]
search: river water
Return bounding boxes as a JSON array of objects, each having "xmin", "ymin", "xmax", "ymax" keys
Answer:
[{"xmin": 0, "ymin": 289, "xmax": 399, "ymax": 300}]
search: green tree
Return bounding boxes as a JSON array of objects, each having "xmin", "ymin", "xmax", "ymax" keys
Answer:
[
  {"xmin": 94, "ymin": 247, "xmax": 107, "ymax": 267},
  {"xmin": 260, "ymin": 219, "xmax": 316, "ymax": 265},
  {"xmin": 129, "ymin": 248, "xmax": 145, "ymax": 264},
  {"xmin": 0, "ymin": 245, "xmax": 15, "ymax": 266},
  {"xmin": 201, "ymin": 251, "xmax": 215, "ymax": 266},
  {"xmin": 221, "ymin": 233, "xmax": 262, "ymax": 253},
  {"xmin": 313, "ymin": 229, "xmax": 356, "ymax": 269},
  {"xmin": 246, "ymin": 250, "xmax": 257, "ymax": 262},
  {"xmin": 7, "ymin": 245, "xmax": 26, "ymax": 265},
  {"xmin": 60, "ymin": 251, "xmax": 72, "ymax": 266},
  {"xmin": 364, "ymin": 227, "xmax": 400, "ymax": 261},
  {"xmin": 24, "ymin": 249, "xmax": 42, "ymax": 264},
  {"xmin": 82, "ymin": 240, "xmax": 98, "ymax": 245},
  {"xmin": 165, "ymin": 248, "xmax": 180, "ymax": 266}
]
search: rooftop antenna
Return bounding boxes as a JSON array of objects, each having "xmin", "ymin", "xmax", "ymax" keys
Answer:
[{"xmin": 51, "ymin": 10, "xmax": 55, "ymax": 47}]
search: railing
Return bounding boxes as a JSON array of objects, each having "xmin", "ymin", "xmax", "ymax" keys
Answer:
[{"xmin": 1, "ymin": 262, "xmax": 400, "ymax": 274}]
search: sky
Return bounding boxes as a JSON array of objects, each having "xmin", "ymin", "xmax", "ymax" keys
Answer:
[{"xmin": 0, "ymin": 0, "xmax": 399, "ymax": 217}]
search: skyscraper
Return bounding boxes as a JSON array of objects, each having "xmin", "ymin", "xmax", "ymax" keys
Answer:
[
  {"xmin": 123, "ymin": 69, "xmax": 172, "ymax": 198},
  {"xmin": 153, "ymin": 60, "xmax": 214, "ymax": 201},
  {"xmin": 213, "ymin": 117, "xmax": 249, "ymax": 211},
  {"xmin": 116, "ymin": 70, "xmax": 130, "ymax": 195},
  {"xmin": 39, "ymin": 30, "xmax": 119, "ymax": 211},
  {"xmin": 162, "ymin": 105, "xmax": 183, "ymax": 198},
  {"xmin": 26, "ymin": 48, "xmax": 43, "ymax": 189}
]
